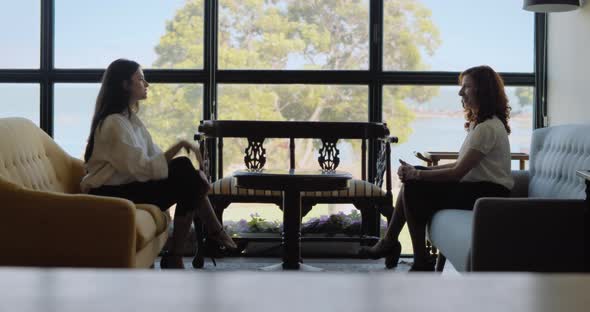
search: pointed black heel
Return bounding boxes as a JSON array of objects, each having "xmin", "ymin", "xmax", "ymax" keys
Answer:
[
  {"xmin": 160, "ymin": 250, "xmax": 185, "ymax": 269},
  {"xmin": 192, "ymin": 239, "xmax": 218, "ymax": 268},
  {"xmin": 409, "ymin": 253, "xmax": 437, "ymax": 272},
  {"xmin": 358, "ymin": 240, "xmax": 402, "ymax": 269},
  {"xmin": 208, "ymin": 228, "xmax": 238, "ymax": 252},
  {"xmin": 192, "ymin": 222, "xmax": 227, "ymax": 269}
]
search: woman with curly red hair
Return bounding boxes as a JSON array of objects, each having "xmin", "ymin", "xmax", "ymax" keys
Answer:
[{"xmin": 360, "ymin": 65, "xmax": 513, "ymax": 271}]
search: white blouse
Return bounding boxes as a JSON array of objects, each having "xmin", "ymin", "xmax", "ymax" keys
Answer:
[
  {"xmin": 458, "ymin": 116, "xmax": 514, "ymax": 190},
  {"xmin": 80, "ymin": 113, "xmax": 168, "ymax": 193}
]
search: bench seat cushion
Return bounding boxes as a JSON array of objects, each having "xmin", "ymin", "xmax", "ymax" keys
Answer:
[
  {"xmin": 210, "ymin": 177, "xmax": 385, "ymax": 198},
  {"xmin": 211, "ymin": 177, "xmax": 282, "ymax": 197},
  {"xmin": 302, "ymin": 179, "xmax": 385, "ymax": 198}
]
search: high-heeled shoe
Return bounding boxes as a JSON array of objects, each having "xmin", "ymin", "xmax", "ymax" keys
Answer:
[
  {"xmin": 409, "ymin": 254, "xmax": 436, "ymax": 272},
  {"xmin": 160, "ymin": 250, "xmax": 185, "ymax": 269},
  {"xmin": 192, "ymin": 229, "xmax": 237, "ymax": 269},
  {"xmin": 358, "ymin": 239, "xmax": 401, "ymax": 269},
  {"xmin": 192, "ymin": 238, "xmax": 218, "ymax": 268},
  {"xmin": 208, "ymin": 228, "xmax": 238, "ymax": 252}
]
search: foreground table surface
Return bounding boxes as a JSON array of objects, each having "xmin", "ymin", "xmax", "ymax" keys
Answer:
[{"xmin": 2, "ymin": 268, "xmax": 590, "ymax": 312}]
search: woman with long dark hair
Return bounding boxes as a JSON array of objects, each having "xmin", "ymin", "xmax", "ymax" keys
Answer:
[
  {"xmin": 360, "ymin": 65, "xmax": 513, "ymax": 271},
  {"xmin": 81, "ymin": 59, "xmax": 236, "ymax": 269}
]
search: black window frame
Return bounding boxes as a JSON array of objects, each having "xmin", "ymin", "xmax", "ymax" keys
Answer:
[{"xmin": 0, "ymin": 0, "xmax": 545, "ymax": 220}]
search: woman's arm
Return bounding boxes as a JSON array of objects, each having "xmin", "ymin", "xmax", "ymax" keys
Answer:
[
  {"xmin": 99, "ymin": 116, "xmax": 168, "ymax": 181},
  {"xmin": 164, "ymin": 141, "xmax": 185, "ymax": 162},
  {"xmin": 400, "ymin": 148, "xmax": 484, "ymax": 182},
  {"xmin": 429, "ymin": 162, "xmax": 456, "ymax": 170},
  {"xmin": 164, "ymin": 140, "xmax": 204, "ymax": 167}
]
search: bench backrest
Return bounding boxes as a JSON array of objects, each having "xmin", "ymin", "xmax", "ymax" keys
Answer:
[
  {"xmin": 197, "ymin": 120, "xmax": 395, "ymax": 188},
  {"xmin": 529, "ymin": 124, "xmax": 590, "ymax": 199},
  {"xmin": 198, "ymin": 120, "xmax": 389, "ymax": 139}
]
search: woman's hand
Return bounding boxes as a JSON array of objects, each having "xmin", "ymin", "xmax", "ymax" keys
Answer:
[
  {"xmin": 164, "ymin": 140, "xmax": 203, "ymax": 164},
  {"xmin": 178, "ymin": 140, "xmax": 197, "ymax": 154},
  {"xmin": 178, "ymin": 140, "xmax": 204, "ymax": 165},
  {"xmin": 397, "ymin": 159, "xmax": 420, "ymax": 182}
]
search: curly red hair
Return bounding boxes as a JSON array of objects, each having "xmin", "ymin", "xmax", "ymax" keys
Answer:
[{"xmin": 460, "ymin": 65, "xmax": 511, "ymax": 134}]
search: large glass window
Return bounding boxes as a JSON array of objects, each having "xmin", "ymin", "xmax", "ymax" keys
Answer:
[
  {"xmin": 383, "ymin": 0, "xmax": 534, "ymax": 72},
  {"xmin": 218, "ymin": 0, "xmax": 370, "ymax": 70},
  {"xmin": 0, "ymin": 84, "xmax": 40, "ymax": 124},
  {"xmin": 0, "ymin": 1, "xmax": 40, "ymax": 68},
  {"xmin": 53, "ymin": 84, "xmax": 98, "ymax": 159},
  {"xmin": 54, "ymin": 83, "xmax": 203, "ymax": 159},
  {"xmin": 55, "ymin": 0, "xmax": 204, "ymax": 69}
]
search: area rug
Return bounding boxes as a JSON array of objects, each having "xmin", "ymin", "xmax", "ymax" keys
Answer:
[{"xmin": 154, "ymin": 257, "xmax": 415, "ymax": 272}]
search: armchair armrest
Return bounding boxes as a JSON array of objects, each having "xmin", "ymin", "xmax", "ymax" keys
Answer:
[
  {"xmin": 0, "ymin": 181, "xmax": 136, "ymax": 268},
  {"xmin": 510, "ymin": 170, "xmax": 529, "ymax": 197},
  {"xmin": 67, "ymin": 157, "xmax": 86, "ymax": 193},
  {"xmin": 471, "ymin": 197, "xmax": 586, "ymax": 272}
]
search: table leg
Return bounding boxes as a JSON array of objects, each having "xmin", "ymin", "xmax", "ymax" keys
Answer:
[{"xmin": 282, "ymin": 189, "xmax": 301, "ymax": 270}]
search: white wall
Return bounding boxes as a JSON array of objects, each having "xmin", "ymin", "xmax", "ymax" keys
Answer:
[{"xmin": 547, "ymin": 4, "xmax": 590, "ymax": 125}]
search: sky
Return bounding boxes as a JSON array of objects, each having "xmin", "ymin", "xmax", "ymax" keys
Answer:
[{"xmin": 418, "ymin": 0, "xmax": 534, "ymax": 72}]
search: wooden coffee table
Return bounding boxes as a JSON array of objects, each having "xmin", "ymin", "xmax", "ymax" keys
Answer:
[{"xmin": 233, "ymin": 169, "xmax": 352, "ymax": 270}]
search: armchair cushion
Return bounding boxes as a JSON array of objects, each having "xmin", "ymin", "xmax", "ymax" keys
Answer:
[{"xmin": 211, "ymin": 176, "xmax": 386, "ymax": 198}]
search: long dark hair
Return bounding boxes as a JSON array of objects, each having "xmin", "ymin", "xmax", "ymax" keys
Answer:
[
  {"xmin": 460, "ymin": 65, "xmax": 511, "ymax": 134},
  {"xmin": 84, "ymin": 59, "xmax": 140, "ymax": 162}
]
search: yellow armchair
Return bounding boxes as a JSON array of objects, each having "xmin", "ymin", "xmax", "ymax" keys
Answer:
[{"xmin": 0, "ymin": 117, "xmax": 169, "ymax": 268}]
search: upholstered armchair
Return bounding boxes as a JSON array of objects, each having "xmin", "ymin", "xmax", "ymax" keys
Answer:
[
  {"xmin": 428, "ymin": 124, "xmax": 590, "ymax": 272},
  {"xmin": 0, "ymin": 117, "xmax": 169, "ymax": 268}
]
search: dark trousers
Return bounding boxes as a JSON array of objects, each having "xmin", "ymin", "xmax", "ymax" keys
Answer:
[
  {"xmin": 89, "ymin": 157, "xmax": 209, "ymax": 218},
  {"xmin": 403, "ymin": 179, "xmax": 510, "ymax": 224}
]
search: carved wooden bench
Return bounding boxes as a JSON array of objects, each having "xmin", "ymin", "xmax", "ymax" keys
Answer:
[{"xmin": 195, "ymin": 120, "xmax": 398, "ymax": 238}]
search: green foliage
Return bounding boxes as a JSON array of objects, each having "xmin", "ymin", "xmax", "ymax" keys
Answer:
[
  {"xmin": 142, "ymin": 0, "xmax": 442, "ymax": 172},
  {"xmin": 223, "ymin": 210, "xmax": 373, "ymax": 236},
  {"xmin": 246, "ymin": 213, "xmax": 281, "ymax": 233}
]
